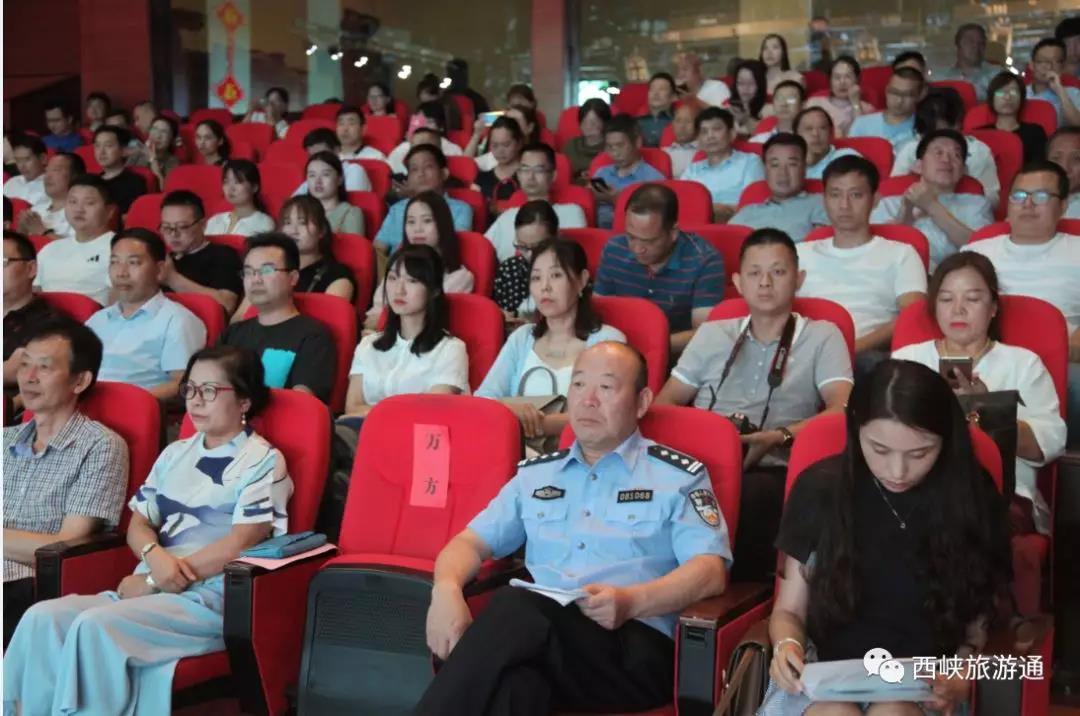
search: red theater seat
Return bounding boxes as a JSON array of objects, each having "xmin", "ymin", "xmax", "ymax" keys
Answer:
[
  {"xmin": 331, "ymin": 233, "xmax": 377, "ymax": 313},
  {"xmin": 457, "ymin": 230, "xmax": 497, "ymax": 297},
  {"xmin": 561, "ymin": 227, "xmax": 614, "ymax": 277},
  {"xmin": 345, "ymin": 190, "xmax": 387, "ymax": 238},
  {"xmin": 352, "ymin": 158, "xmax": 391, "ymax": 198},
  {"xmin": 834, "ymin": 136, "xmax": 893, "ymax": 177},
  {"xmin": 262, "ymin": 141, "xmax": 308, "ymax": 169},
  {"xmin": 591, "ymin": 296, "xmax": 670, "ymax": 394},
  {"xmin": 681, "ymin": 224, "xmax": 753, "ymax": 299},
  {"xmin": 504, "ymin": 184, "xmax": 596, "ymax": 227},
  {"xmin": 205, "ymin": 233, "xmax": 246, "ymax": 255},
  {"xmin": 447, "ymin": 187, "xmax": 488, "ymax": 231},
  {"xmin": 164, "ymin": 165, "xmax": 225, "ymax": 208},
  {"xmin": 447, "ymin": 155, "xmax": 479, "ymax": 186},
  {"xmin": 963, "ymin": 99, "xmax": 1057, "ymax": 139},
  {"xmin": 283, "ymin": 118, "xmax": 335, "ymax": 147},
  {"xmin": 167, "ymin": 292, "xmax": 226, "ymax": 346},
  {"xmin": 612, "ymin": 180, "xmax": 712, "ymax": 232},
  {"xmin": 301, "ymin": 102, "xmax": 342, "ymax": 121},
  {"xmin": 226, "ymin": 122, "xmax": 275, "ymax": 159},
  {"xmin": 589, "ymin": 148, "xmax": 673, "ymax": 180},
  {"xmin": 124, "ymin": 193, "xmax": 164, "ymax": 230},
  {"xmin": 362, "ymin": 115, "xmax": 403, "ymax": 155},
  {"xmin": 39, "ymin": 291, "xmax": 102, "ymax": 322},
  {"xmin": 966, "ymin": 129, "xmax": 1022, "ymax": 219},
  {"xmin": 189, "ymin": 108, "xmax": 234, "ymax": 127},
  {"xmin": 257, "ymin": 161, "xmax": 304, "ymax": 218}
]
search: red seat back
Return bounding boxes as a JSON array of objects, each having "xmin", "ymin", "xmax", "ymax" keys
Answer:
[
  {"xmin": 124, "ymin": 193, "xmax": 164, "ymax": 231},
  {"xmin": 708, "ymin": 296, "xmax": 856, "ymax": 364},
  {"xmin": 180, "ymin": 388, "xmax": 331, "ymax": 532},
  {"xmin": 858, "ymin": 66, "xmax": 893, "ymax": 110},
  {"xmin": 612, "ymin": 179, "xmax": 712, "ymax": 232},
  {"xmin": 362, "ymin": 116, "xmax": 403, "ymax": 156},
  {"xmin": 331, "ymin": 233, "xmax": 377, "ymax": 313},
  {"xmin": 803, "ymin": 224, "xmax": 930, "ymax": 273},
  {"xmin": 969, "ymin": 221, "xmax": 1010, "ymax": 243},
  {"xmin": 352, "ymin": 159, "xmax": 391, "ymax": 198},
  {"xmin": 446, "ymin": 188, "xmax": 488, "ymax": 231},
  {"xmin": 963, "ymin": 99, "xmax": 1057, "ymax": 139},
  {"xmin": 802, "ymin": 70, "xmax": 829, "ymax": 95},
  {"xmin": 262, "ymin": 141, "xmax": 308, "ymax": 169},
  {"xmin": 755, "ymin": 116, "xmax": 779, "ymax": 134},
  {"xmin": 129, "ymin": 165, "xmax": 160, "ymax": 193},
  {"xmin": 9, "ymin": 198, "xmax": 32, "ymax": 228},
  {"xmin": 733, "ymin": 140, "xmax": 764, "ymax": 157},
  {"xmin": 39, "ymin": 291, "xmax": 102, "ymax": 322},
  {"xmin": 559, "ymin": 405, "xmax": 743, "ymax": 541},
  {"xmin": 613, "ymin": 82, "xmax": 649, "ymax": 116},
  {"xmin": 737, "ymin": 179, "xmax": 824, "ymax": 209},
  {"xmin": 283, "ymin": 119, "xmax": 335, "ymax": 147},
  {"xmin": 339, "ymin": 394, "xmax": 521, "ymax": 558},
  {"xmin": 75, "ymin": 145, "xmax": 102, "ymax": 173},
  {"xmin": 682, "ymin": 224, "xmax": 753, "ymax": 298},
  {"xmin": 29, "ymin": 234, "xmax": 53, "ymax": 253},
  {"xmin": 879, "ymin": 174, "xmax": 984, "ymax": 197},
  {"xmin": 560, "ymin": 228, "xmax": 613, "ymax": 277},
  {"xmin": 591, "ymin": 296, "xmax": 670, "ymax": 394},
  {"xmin": 301, "ymin": 103, "xmax": 342, "ymax": 121},
  {"xmin": 588, "ymin": 147, "xmax": 673, "ymax": 179},
  {"xmin": 834, "ymin": 137, "xmax": 893, "ymax": 177},
  {"xmin": 446, "ymin": 156, "xmax": 479, "ymax": 186},
  {"xmin": 456, "ymin": 231, "xmax": 496, "ymax": 297},
  {"xmin": 167, "ymin": 292, "xmax": 226, "ymax": 346},
  {"xmin": 555, "ymin": 106, "xmax": 582, "ymax": 150},
  {"xmin": 226, "ymin": 122, "xmax": 275, "ymax": 159},
  {"xmin": 189, "ymin": 108, "xmax": 234, "ymax": 127},
  {"xmin": 164, "ymin": 165, "xmax": 225, "ymax": 208},
  {"xmin": 931, "ymin": 80, "xmax": 977, "ymax": 109},
  {"xmin": 257, "ymin": 162, "xmax": 304, "ymax": 219},
  {"xmin": 345, "ymin": 191, "xmax": 387, "ymax": 238},
  {"xmin": 965, "ymin": 129, "xmax": 1022, "ymax": 220},
  {"xmin": 448, "ymin": 294, "xmax": 504, "ymax": 390}
]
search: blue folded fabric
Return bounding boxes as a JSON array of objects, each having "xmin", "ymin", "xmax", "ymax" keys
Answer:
[{"xmin": 242, "ymin": 531, "xmax": 328, "ymax": 559}]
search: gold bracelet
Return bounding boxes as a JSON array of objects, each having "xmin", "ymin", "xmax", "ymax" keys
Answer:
[{"xmin": 774, "ymin": 637, "xmax": 804, "ymax": 655}]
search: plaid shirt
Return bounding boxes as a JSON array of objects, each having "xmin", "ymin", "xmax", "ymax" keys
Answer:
[{"xmin": 3, "ymin": 411, "xmax": 128, "ymax": 581}]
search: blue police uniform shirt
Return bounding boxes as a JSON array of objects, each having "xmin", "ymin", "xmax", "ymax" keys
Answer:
[
  {"xmin": 467, "ymin": 430, "xmax": 733, "ymax": 638},
  {"xmin": 1028, "ymin": 85, "xmax": 1080, "ymax": 128}
]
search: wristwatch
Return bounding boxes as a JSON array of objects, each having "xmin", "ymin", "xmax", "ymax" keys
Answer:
[{"xmin": 777, "ymin": 427, "xmax": 795, "ymax": 448}]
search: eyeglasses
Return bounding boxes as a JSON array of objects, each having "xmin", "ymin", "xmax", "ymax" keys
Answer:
[
  {"xmin": 158, "ymin": 221, "xmax": 200, "ymax": 236},
  {"xmin": 993, "ymin": 88, "xmax": 1021, "ymax": 99},
  {"xmin": 775, "ymin": 96, "xmax": 801, "ymax": 106},
  {"xmin": 1008, "ymin": 190, "xmax": 1062, "ymax": 205},
  {"xmin": 2, "ymin": 257, "xmax": 32, "ymax": 267},
  {"xmin": 180, "ymin": 382, "xmax": 236, "ymax": 402},
  {"xmin": 240, "ymin": 265, "xmax": 292, "ymax": 279}
]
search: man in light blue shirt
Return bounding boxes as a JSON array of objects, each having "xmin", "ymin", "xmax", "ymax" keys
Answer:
[
  {"xmin": 592, "ymin": 115, "xmax": 666, "ymax": 229},
  {"xmin": 795, "ymin": 107, "xmax": 861, "ymax": 181},
  {"xmin": 730, "ymin": 133, "xmax": 829, "ymax": 241},
  {"xmin": 682, "ymin": 107, "xmax": 764, "ymax": 223},
  {"xmin": 1029, "ymin": 38, "xmax": 1080, "ymax": 128},
  {"xmin": 86, "ymin": 229, "xmax": 206, "ymax": 400},
  {"xmin": 871, "ymin": 129, "xmax": 994, "ymax": 269},
  {"xmin": 1048, "ymin": 127, "xmax": 1080, "ymax": 218},
  {"xmin": 416, "ymin": 341, "xmax": 730, "ymax": 715},
  {"xmin": 849, "ymin": 67, "xmax": 925, "ymax": 149},
  {"xmin": 933, "ymin": 23, "xmax": 1000, "ymax": 101},
  {"xmin": 374, "ymin": 143, "xmax": 473, "ymax": 253}
]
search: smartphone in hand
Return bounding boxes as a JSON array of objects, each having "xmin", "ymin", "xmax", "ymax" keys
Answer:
[
  {"xmin": 590, "ymin": 177, "xmax": 611, "ymax": 191},
  {"xmin": 939, "ymin": 357, "xmax": 973, "ymax": 388}
]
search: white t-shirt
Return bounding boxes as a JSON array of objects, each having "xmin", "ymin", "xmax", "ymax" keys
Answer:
[
  {"xmin": 387, "ymin": 138, "xmax": 463, "ymax": 175},
  {"xmin": 697, "ymin": 79, "xmax": 732, "ymax": 108},
  {"xmin": 205, "ymin": 211, "xmax": 276, "ymax": 237},
  {"xmin": 476, "ymin": 152, "xmax": 498, "ymax": 172},
  {"xmin": 33, "ymin": 232, "xmax": 115, "ymax": 305},
  {"xmin": 340, "ymin": 147, "xmax": 388, "ymax": 163},
  {"xmin": 485, "ymin": 203, "xmax": 588, "ymax": 262},
  {"xmin": 892, "ymin": 135, "xmax": 1000, "ymax": 207},
  {"xmin": 3, "ymin": 175, "xmax": 46, "ymax": 206},
  {"xmin": 963, "ymin": 233, "xmax": 1080, "ymax": 335},
  {"xmin": 892, "ymin": 339, "xmax": 1065, "ymax": 534},
  {"xmin": 796, "ymin": 236, "xmax": 927, "ymax": 338},
  {"xmin": 870, "ymin": 193, "xmax": 994, "ymax": 271},
  {"xmin": 348, "ymin": 331, "xmax": 470, "ymax": 405},
  {"xmin": 31, "ymin": 199, "xmax": 74, "ymax": 240}
]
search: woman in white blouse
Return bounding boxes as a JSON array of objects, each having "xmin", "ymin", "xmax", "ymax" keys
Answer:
[
  {"xmin": 892, "ymin": 252, "xmax": 1066, "ymax": 537},
  {"xmin": 205, "ymin": 159, "xmax": 275, "ymax": 237},
  {"xmin": 343, "ymin": 244, "xmax": 470, "ymax": 418},
  {"xmin": 364, "ymin": 191, "xmax": 474, "ymax": 330},
  {"xmin": 476, "ymin": 239, "xmax": 626, "ymax": 444}
]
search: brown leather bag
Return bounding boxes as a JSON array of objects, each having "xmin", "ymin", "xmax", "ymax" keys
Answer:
[{"xmin": 713, "ymin": 620, "xmax": 772, "ymax": 716}]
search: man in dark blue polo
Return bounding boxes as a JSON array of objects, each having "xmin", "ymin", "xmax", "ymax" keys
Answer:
[{"xmin": 594, "ymin": 183, "xmax": 725, "ymax": 353}]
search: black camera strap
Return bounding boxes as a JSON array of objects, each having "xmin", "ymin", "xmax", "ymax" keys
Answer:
[{"xmin": 706, "ymin": 314, "xmax": 798, "ymax": 429}]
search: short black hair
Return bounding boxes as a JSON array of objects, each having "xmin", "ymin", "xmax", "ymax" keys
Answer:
[
  {"xmin": 773, "ymin": 79, "xmax": 807, "ymax": 102},
  {"xmin": 515, "ymin": 200, "xmax": 559, "ymax": 235},
  {"xmin": 151, "ymin": 114, "xmax": 179, "ymax": 143},
  {"xmin": 916, "ymin": 128, "xmax": 969, "ymax": 162},
  {"xmin": 763, "ymin": 132, "xmax": 808, "ymax": 159},
  {"xmin": 987, "ymin": 72, "xmax": 1026, "ymax": 116},
  {"xmin": 336, "ymin": 105, "xmax": 365, "ymax": 123},
  {"xmin": 1033, "ymin": 37, "xmax": 1067, "ymax": 61},
  {"xmin": 416, "ymin": 100, "xmax": 447, "ymax": 130},
  {"xmin": 891, "ymin": 50, "xmax": 927, "ymax": 71},
  {"xmin": 822, "ymin": 154, "xmax": 880, "ymax": 193},
  {"xmin": 578, "ymin": 98, "xmax": 613, "ymax": 125},
  {"xmin": 1056, "ymin": 16, "xmax": 1080, "ymax": 41},
  {"xmin": 604, "ymin": 114, "xmax": 640, "ymax": 140},
  {"xmin": 86, "ymin": 91, "xmax": 112, "ymax": 111},
  {"xmin": 955, "ymin": 23, "xmax": 987, "ymax": 45},
  {"xmin": 507, "ymin": 83, "xmax": 537, "ymax": 107},
  {"xmin": 4, "ymin": 230, "xmax": 37, "ymax": 260},
  {"xmin": 1013, "ymin": 159, "xmax": 1069, "ymax": 199},
  {"xmin": 914, "ymin": 87, "xmax": 965, "ymax": 134},
  {"xmin": 305, "ymin": 151, "xmax": 349, "ymax": 202},
  {"xmin": 648, "ymin": 72, "xmax": 678, "ymax": 95},
  {"xmin": 266, "ymin": 86, "xmax": 290, "ymax": 104},
  {"xmin": 181, "ymin": 345, "xmax": 271, "ymax": 418},
  {"xmin": 245, "ymin": 231, "xmax": 300, "ymax": 271},
  {"xmin": 54, "ymin": 151, "xmax": 87, "ymax": 178},
  {"xmin": 625, "ymin": 183, "xmax": 679, "ymax": 231},
  {"xmin": 891, "ymin": 66, "xmax": 926, "ymax": 86},
  {"xmin": 1049, "ymin": 125, "xmax": 1080, "ymax": 148},
  {"xmin": 303, "ymin": 128, "xmax": 340, "ymax": 150},
  {"xmin": 794, "ymin": 106, "xmax": 835, "ymax": 133},
  {"xmin": 695, "ymin": 106, "xmax": 735, "ymax": 132},
  {"xmin": 739, "ymin": 227, "xmax": 798, "ymax": 266},
  {"xmin": 69, "ymin": 174, "xmax": 113, "ymax": 205},
  {"xmin": 9, "ymin": 133, "xmax": 47, "ymax": 156},
  {"xmin": 520, "ymin": 142, "xmax": 556, "ymax": 169},
  {"xmin": 44, "ymin": 98, "xmax": 75, "ymax": 118},
  {"xmin": 405, "ymin": 142, "xmax": 448, "ymax": 170},
  {"xmin": 105, "ymin": 108, "xmax": 130, "ymax": 125},
  {"xmin": 93, "ymin": 125, "xmax": 131, "ymax": 147},
  {"xmin": 161, "ymin": 189, "xmax": 205, "ymax": 221},
  {"xmin": 23, "ymin": 316, "xmax": 105, "ymax": 397},
  {"xmin": 375, "ymin": 244, "xmax": 450, "ymax": 356},
  {"xmin": 112, "ymin": 227, "xmax": 166, "ymax": 261}
]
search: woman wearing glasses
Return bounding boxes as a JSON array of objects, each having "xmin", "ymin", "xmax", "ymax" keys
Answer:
[
  {"xmin": 491, "ymin": 200, "xmax": 557, "ymax": 322},
  {"xmin": 976, "ymin": 72, "xmax": 1048, "ymax": 164},
  {"xmin": 4, "ymin": 345, "xmax": 293, "ymax": 716}
]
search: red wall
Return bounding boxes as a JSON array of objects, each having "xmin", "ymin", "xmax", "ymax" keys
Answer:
[{"xmin": 78, "ymin": 0, "xmax": 153, "ymax": 110}]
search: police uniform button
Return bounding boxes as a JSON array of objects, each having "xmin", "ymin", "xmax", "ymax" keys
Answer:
[
  {"xmin": 584, "ymin": 510, "xmax": 591, "ymax": 517},
  {"xmin": 590, "ymin": 474, "xmax": 597, "ymax": 481},
  {"xmin": 537, "ymin": 512, "xmax": 544, "ymax": 518},
  {"xmin": 577, "ymin": 542, "xmax": 585, "ymax": 550},
  {"xmin": 660, "ymin": 449, "xmax": 669, "ymax": 456},
  {"xmin": 628, "ymin": 514, "xmax": 635, "ymax": 520},
  {"xmin": 681, "ymin": 458, "xmax": 689, "ymax": 465}
]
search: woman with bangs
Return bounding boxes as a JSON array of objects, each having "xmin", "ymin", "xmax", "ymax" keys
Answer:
[{"xmin": 205, "ymin": 159, "xmax": 275, "ymax": 237}]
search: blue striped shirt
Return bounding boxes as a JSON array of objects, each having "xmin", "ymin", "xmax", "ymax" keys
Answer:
[{"xmin": 594, "ymin": 231, "xmax": 725, "ymax": 332}]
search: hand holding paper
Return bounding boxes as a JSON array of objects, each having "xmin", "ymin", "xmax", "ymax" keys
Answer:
[{"xmin": 509, "ymin": 579, "xmax": 587, "ymax": 607}]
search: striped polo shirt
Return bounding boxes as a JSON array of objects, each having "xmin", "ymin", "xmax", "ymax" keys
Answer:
[{"xmin": 594, "ymin": 231, "xmax": 726, "ymax": 332}]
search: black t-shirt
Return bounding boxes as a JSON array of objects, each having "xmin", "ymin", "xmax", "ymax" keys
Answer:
[
  {"xmin": 977, "ymin": 122, "xmax": 1048, "ymax": 165},
  {"xmin": 103, "ymin": 169, "xmax": 147, "ymax": 216},
  {"xmin": 219, "ymin": 314, "xmax": 336, "ymax": 405},
  {"xmin": 297, "ymin": 259, "xmax": 357, "ymax": 297},
  {"xmin": 4, "ymin": 298, "xmax": 56, "ymax": 360},
  {"xmin": 474, "ymin": 170, "xmax": 520, "ymax": 203},
  {"xmin": 492, "ymin": 255, "xmax": 530, "ymax": 314},
  {"xmin": 173, "ymin": 242, "xmax": 243, "ymax": 298}
]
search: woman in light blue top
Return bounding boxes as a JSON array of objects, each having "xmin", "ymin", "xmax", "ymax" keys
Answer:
[
  {"xmin": 477, "ymin": 239, "xmax": 625, "ymax": 444},
  {"xmin": 4, "ymin": 345, "xmax": 293, "ymax": 716}
]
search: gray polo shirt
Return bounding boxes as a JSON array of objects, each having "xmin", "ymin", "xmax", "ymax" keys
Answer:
[
  {"xmin": 672, "ymin": 314, "xmax": 852, "ymax": 434},
  {"xmin": 729, "ymin": 192, "xmax": 830, "ymax": 243}
]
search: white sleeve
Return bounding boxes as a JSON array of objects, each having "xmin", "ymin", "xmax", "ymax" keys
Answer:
[
  {"xmin": 430, "ymin": 338, "xmax": 471, "ymax": 394},
  {"xmin": 891, "ymin": 141, "xmax": 916, "ymax": 177},
  {"xmin": 1014, "ymin": 353, "xmax": 1067, "ymax": 468},
  {"xmin": 349, "ymin": 334, "xmax": 376, "ymax": 376},
  {"xmin": 893, "ymin": 245, "xmax": 928, "ymax": 297},
  {"xmin": 345, "ymin": 163, "xmax": 371, "ymax": 192}
]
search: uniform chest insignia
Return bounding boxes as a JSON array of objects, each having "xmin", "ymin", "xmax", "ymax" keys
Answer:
[
  {"xmin": 617, "ymin": 489, "xmax": 654, "ymax": 503},
  {"xmin": 689, "ymin": 488, "xmax": 722, "ymax": 527},
  {"xmin": 647, "ymin": 444, "xmax": 704, "ymax": 474},
  {"xmin": 532, "ymin": 485, "xmax": 566, "ymax": 500},
  {"xmin": 518, "ymin": 449, "xmax": 570, "ymax": 468}
]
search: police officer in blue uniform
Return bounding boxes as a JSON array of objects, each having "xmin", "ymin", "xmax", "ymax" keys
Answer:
[{"xmin": 416, "ymin": 341, "xmax": 732, "ymax": 715}]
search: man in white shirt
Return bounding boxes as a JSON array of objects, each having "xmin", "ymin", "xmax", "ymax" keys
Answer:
[
  {"xmin": 16, "ymin": 152, "xmax": 84, "ymax": 241},
  {"xmin": 485, "ymin": 143, "xmax": 587, "ymax": 261},
  {"xmin": 665, "ymin": 103, "xmax": 700, "ymax": 179},
  {"xmin": 33, "ymin": 175, "xmax": 115, "ymax": 305},
  {"xmin": 387, "ymin": 101, "xmax": 464, "ymax": 175},
  {"xmin": 750, "ymin": 81, "xmax": 805, "ymax": 143},
  {"xmin": 1028, "ymin": 39, "xmax": 1080, "ymax": 128},
  {"xmin": 1047, "ymin": 127, "xmax": 1080, "ymax": 218},
  {"xmin": 86, "ymin": 228, "xmax": 206, "ymax": 401},
  {"xmin": 682, "ymin": 107, "xmax": 765, "ymax": 223},
  {"xmin": 729, "ymin": 133, "xmax": 828, "ymax": 241},
  {"xmin": 291, "ymin": 128, "xmax": 370, "ymax": 195},
  {"xmin": 3, "ymin": 134, "xmax": 47, "ymax": 207},
  {"xmin": 336, "ymin": 105, "xmax": 388, "ymax": 163},
  {"xmin": 674, "ymin": 52, "xmax": 731, "ymax": 108},
  {"xmin": 796, "ymin": 155, "xmax": 927, "ymax": 375},
  {"xmin": 849, "ymin": 68, "xmax": 925, "ymax": 150},
  {"xmin": 933, "ymin": 23, "xmax": 1000, "ymax": 101},
  {"xmin": 872, "ymin": 129, "xmax": 994, "ymax": 269},
  {"xmin": 963, "ymin": 161, "xmax": 1080, "ymax": 446}
]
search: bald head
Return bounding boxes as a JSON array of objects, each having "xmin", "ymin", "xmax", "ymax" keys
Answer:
[{"xmin": 568, "ymin": 342, "xmax": 652, "ymax": 458}]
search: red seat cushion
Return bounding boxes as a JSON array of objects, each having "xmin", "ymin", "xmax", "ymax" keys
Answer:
[{"xmin": 173, "ymin": 651, "xmax": 231, "ymax": 691}]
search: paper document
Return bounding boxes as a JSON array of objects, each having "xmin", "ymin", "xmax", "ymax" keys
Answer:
[
  {"xmin": 509, "ymin": 579, "xmax": 587, "ymax": 606},
  {"xmin": 801, "ymin": 659, "xmax": 932, "ymax": 703}
]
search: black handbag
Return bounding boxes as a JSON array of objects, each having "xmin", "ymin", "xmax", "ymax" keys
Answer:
[
  {"xmin": 713, "ymin": 620, "xmax": 771, "ymax": 716},
  {"xmin": 958, "ymin": 390, "xmax": 1020, "ymax": 499}
]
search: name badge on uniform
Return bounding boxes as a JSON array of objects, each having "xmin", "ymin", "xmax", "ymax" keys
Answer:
[
  {"xmin": 617, "ymin": 489, "xmax": 654, "ymax": 503},
  {"xmin": 532, "ymin": 485, "xmax": 565, "ymax": 500},
  {"xmin": 689, "ymin": 489, "xmax": 722, "ymax": 527}
]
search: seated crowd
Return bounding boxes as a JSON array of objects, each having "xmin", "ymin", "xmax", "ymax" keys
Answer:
[{"xmin": 3, "ymin": 19, "xmax": 1080, "ymax": 715}]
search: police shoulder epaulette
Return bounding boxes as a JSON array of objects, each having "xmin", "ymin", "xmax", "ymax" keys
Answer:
[
  {"xmin": 517, "ymin": 449, "xmax": 570, "ymax": 468},
  {"xmin": 647, "ymin": 444, "xmax": 704, "ymax": 474}
]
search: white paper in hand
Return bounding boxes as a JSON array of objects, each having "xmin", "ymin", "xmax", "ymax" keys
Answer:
[
  {"xmin": 801, "ymin": 658, "xmax": 931, "ymax": 703},
  {"xmin": 509, "ymin": 578, "xmax": 587, "ymax": 607}
]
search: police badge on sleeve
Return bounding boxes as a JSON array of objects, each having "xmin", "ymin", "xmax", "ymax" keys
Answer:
[{"xmin": 689, "ymin": 489, "xmax": 722, "ymax": 527}]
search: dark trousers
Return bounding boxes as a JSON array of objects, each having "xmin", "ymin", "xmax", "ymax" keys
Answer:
[
  {"xmin": 731, "ymin": 466, "xmax": 789, "ymax": 583},
  {"xmin": 413, "ymin": 586, "xmax": 675, "ymax": 716},
  {"xmin": 4, "ymin": 577, "xmax": 34, "ymax": 647}
]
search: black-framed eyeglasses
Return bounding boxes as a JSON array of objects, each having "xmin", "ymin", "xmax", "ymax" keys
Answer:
[
  {"xmin": 158, "ymin": 221, "xmax": 200, "ymax": 236},
  {"xmin": 180, "ymin": 382, "xmax": 235, "ymax": 402},
  {"xmin": 1008, "ymin": 190, "xmax": 1062, "ymax": 205},
  {"xmin": 2, "ymin": 257, "xmax": 33, "ymax": 267},
  {"xmin": 240, "ymin": 265, "xmax": 292, "ymax": 279}
]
